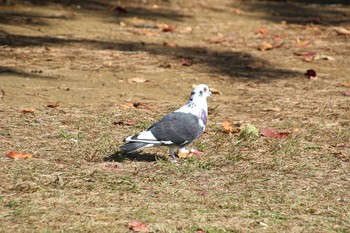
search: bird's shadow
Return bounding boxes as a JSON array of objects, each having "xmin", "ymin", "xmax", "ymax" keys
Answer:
[{"xmin": 103, "ymin": 151, "xmax": 168, "ymax": 163}]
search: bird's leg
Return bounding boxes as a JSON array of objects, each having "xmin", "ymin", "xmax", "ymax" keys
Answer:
[{"xmin": 169, "ymin": 146, "xmax": 177, "ymax": 163}]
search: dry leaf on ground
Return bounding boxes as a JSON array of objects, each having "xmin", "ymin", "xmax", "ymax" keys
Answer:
[
  {"xmin": 118, "ymin": 103, "xmax": 134, "ymax": 109},
  {"xmin": 210, "ymin": 87, "xmax": 222, "ymax": 95},
  {"xmin": 334, "ymin": 27, "xmax": 350, "ymax": 36},
  {"xmin": 342, "ymin": 82, "xmax": 350, "ymax": 88},
  {"xmin": 162, "ymin": 25, "xmax": 175, "ymax": 32},
  {"xmin": 47, "ymin": 102, "xmax": 60, "ymax": 108},
  {"xmin": 295, "ymin": 37, "xmax": 311, "ymax": 48},
  {"xmin": 113, "ymin": 121, "xmax": 136, "ymax": 126},
  {"xmin": 178, "ymin": 149, "xmax": 202, "ymax": 158},
  {"xmin": 255, "ymin": 27, "xmax": 268, "ymax": 35},
  {"xmin": 261, "ymin": 128, "xmax": 290, "ymax": 139},
  {"xmin": 128, "ymin": 77, "xmax": 150, "ymax": 83},
  {"xmin": 258, "ymin": 42, "xmax": 273, "ymax": 51},
  {"xmin": 222, "ymin": 120, "xmax": 234, "ymax": 134},
  {"xmin": 128, "ymin": 220, "xmax": 149, "ymax": 232},
  {"xmin": 5, "ymin": 151, "xmax": 33, "ymax": 159},
  {"xmin": 180, "ymin": 58, "xmax": 192, "ymax": 66},
  {"xmin": 20, "ymin": 108, "xmax": 35, "ymax": 113},
  {"xmin": 133, "ymin": 102, "xmax": 155, "ymax": 111}
]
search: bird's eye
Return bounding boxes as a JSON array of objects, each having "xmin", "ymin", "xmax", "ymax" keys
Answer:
[{"xmin": 204, "ymin": 87, "xmax": 207, "ymax": 92}]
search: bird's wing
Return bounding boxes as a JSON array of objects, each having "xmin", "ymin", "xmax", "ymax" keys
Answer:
[{"xmin": 147, "ymin": 112, "xmax": 204, "ymax": 146}]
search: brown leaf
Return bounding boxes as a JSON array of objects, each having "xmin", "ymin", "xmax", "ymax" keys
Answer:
[
  {"xmin": 258, "ymin": 42, "xmax": 273, "ymax": 51},
  {"xmin": 178, "ymin": 149, "xmax": 202, "ymax": 158},
  {"xmin": 118, "ymin": 103, "xmax": 134, "ymax": 109},
  {"xmin": 113, "ymin": 121, "xmax": 136, "ymax": 126},
  {"xmin": 5, "ymin": 151, "xmax": 33, "ymax": 159},
  {"xmin": 210, "ymin": 87, "xmax": 222, "ymax": 95},
  {"xmin": 295, "ymin": 37, "xmax": 311, "ymax": 48},
  {"xmin": 255, "ymin": 27, "xmax": 268, "ymax": 36},
  {"xmin": 162, "ymin": 25, "xmax": 175, "ymax": 33},
  {"xmin": 180, "ymin": 58, "xmax": 192, "ymax": 66},
  {"xmin": 133, "ymin": 102, "xmax": 155, "ymax": 111},
  {"xmin": 20, "ymin": 108, "xmax": 35, "ymax": 113},
  {"xmin": 163, "ymin": 42, "xmax": 177, "ymax": 47},
  {"xmin": 128, "ymin": 220, "xmax": 149, "ymax": 232},
  {"xmin": 334, "ymin": 27, "xmax": 350, "ymax": 36},
  {"xmin": 222, "ymin": 120, "xmax": 233, "ymax": 134},
  {"xmin": 128, "ymin": 77, "xmax": 150, "ymax": 83},
  {"xmin": 261, "ymin": 128, "xmax": 290, "ymax": 139},
  {"xmin": 262, "ymin": 107, "xmax": 281, "ymax": 112},
  {"xmin": 342, "ymin": 82, "xmax": 350, "ymax": 88},
  {"xmin": 47, "ymin": 102, "xmax": 60, "ymax": 108},
  {"xmin": 196, "ymin": 229, "xmax": 207, "ymax": 233}
]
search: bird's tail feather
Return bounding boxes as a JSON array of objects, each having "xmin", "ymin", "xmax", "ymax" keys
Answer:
[{"xmin": 119, "ymin": 142, "xmax": 149, "ymax": 153}]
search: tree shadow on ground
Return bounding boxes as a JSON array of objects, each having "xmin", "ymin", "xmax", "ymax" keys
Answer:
[
  {"xmin": 233, "ymin": 0, "xmax": 350, "ymax": 25},
  {"xmin": 0, "ymin": 66, "xmax": 57, "ymax": 79},
  {"xmin": 0, "ymin": 32, "xmax": 302, "ymax": 80},
  {"xmin": 103, "ymin": 151, "xmax": 168, "ymax": 162}
]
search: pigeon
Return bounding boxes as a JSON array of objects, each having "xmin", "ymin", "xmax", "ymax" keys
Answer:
[{"xmin": 119, "ymin": 84, "xmax": 211, "ymax": 162}]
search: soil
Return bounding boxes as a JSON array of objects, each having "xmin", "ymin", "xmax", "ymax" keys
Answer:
[{"xmin": 1, "ymin": 0, "xmax": 350, "ymax": 232}]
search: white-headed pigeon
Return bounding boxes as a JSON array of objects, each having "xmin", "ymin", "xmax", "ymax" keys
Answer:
[{"xmin": 119, "ymin": 84, "xmax": 211, "ymax": 162}]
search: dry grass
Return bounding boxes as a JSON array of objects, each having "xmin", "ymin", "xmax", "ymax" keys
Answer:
[
  {"xmin": 1, "ymin": 0, "xmax": 350, "ymax": 232},
  {"xmin": 1, "ymin": 101, "xmax": 349, "ymax": 232}
]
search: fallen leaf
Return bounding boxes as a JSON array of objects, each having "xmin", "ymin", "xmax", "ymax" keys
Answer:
[
  {"xmin": 113, "ymin": 121, "xmax": 136, "ymax": 126},
  {"xmin": 255, "ymin": 27, "xmax": 268, "ymax": 36},
  {"xmin": 128, "ymin": 77, "xmax": 150, "ymax": 83},
  {"xmin": 196, "ymin": 229, "xmax": 207, "ymax": 233},
  {"xmin": 272, "ymin": 35, "xmax": 282, "ymax": 42},
  {"xmin": 342, "ymin": 82, "xmax": 350, "ymax": 88},
  {"xmin": 343, "ymin": 92, "xmax": 350, "ymax": 96},
  {"xmin": 334, "ymin": 27, "xmax": 350, "ymax": 36},
  {"xmin": 295, "ymin": 37, "xmax": 311, "ymax": 48},
  {"xmin": 47, "ymin": 102, "xmax": 59, "ymax": 108},
  {"xmin": 293, "ymin": 51, "xmax": 317, "ymax": 62},
  {"xmin": 133, "ymin": 102, "xmax": 155, "ymax": 111},
  {"xmin": 118, "ymin": 103, "xmax": 134, "ymax": 109},
  {"xmin": 262, "ymin": 107, "xmax": 281, "ymax": 112},
  {"xmin": 180, "ymin": 58, "xmax": 192, "ymax": 66},
  {"xmin": 222, "ymin": 120, "xmax": 234, "ymax": 134},
  {"xmin": 261, "ymin": 128, "xmax": 290, "ymax": 139},
  {"xmin": 162, "ymin": 25, "xmax": 175, "ymax": 33},
  {"xmin": 258, "ymin": 41, "xmax": 273, "ymax": 51},
  {"xmin": 314, "ymin": 54, "xmax": 334, "ymax": 61},
  {"xmin": 20, "ymin": 108, "xmax": 35, "ymax": 113},
  {"xmin": 163, "ymin": 41, "xmax": 177, "ymax": 47},
  {"xmin": 177, "ymin": 149, "xmax": 202, "ymax": 158},
  {"xmin": 238, "ymin": 124, "xmax": 259, "ymax": 139},
  {"xmin": 5, "ymin": 151, "xmax": 33, "ymax": 159},
  {"xmin": 304, "ymin": 69, "xmax": 317, "ymax": 80},
  {"xmin": 210, "ymin": 87, "xmax": 222, "ymax": 95},
  {"xmin": 128, "ymin": 220, "xmax": 149, "ymax": 232},
  {"xmin": 206, "ymin": 37, "xmax": 227, "ymax": 44}
]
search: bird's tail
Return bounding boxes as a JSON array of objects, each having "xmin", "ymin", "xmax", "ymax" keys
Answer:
[{"xmin": 119, "ymin": 142, "xmax": 149, "ymax": 153}]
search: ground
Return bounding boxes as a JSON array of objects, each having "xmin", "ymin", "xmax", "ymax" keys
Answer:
[{"xmin": 0, "ymin": 0, "xmax": 350, "ymax": 232}]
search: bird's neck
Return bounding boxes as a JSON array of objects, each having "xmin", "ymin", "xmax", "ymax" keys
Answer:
[{"xmin": 177, "ymin": 99, "xmax": 208, "ymax": 116}]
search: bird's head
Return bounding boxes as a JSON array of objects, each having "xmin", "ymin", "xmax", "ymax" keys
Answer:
[{"xmin": 189, "ymin": 84, "xmax": 212, "ymax": 102}]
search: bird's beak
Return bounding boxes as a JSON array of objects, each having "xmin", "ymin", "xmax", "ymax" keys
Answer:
[{"xmin": 209, "ymin": 91, "xmax": 212, "ymax": 97}]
